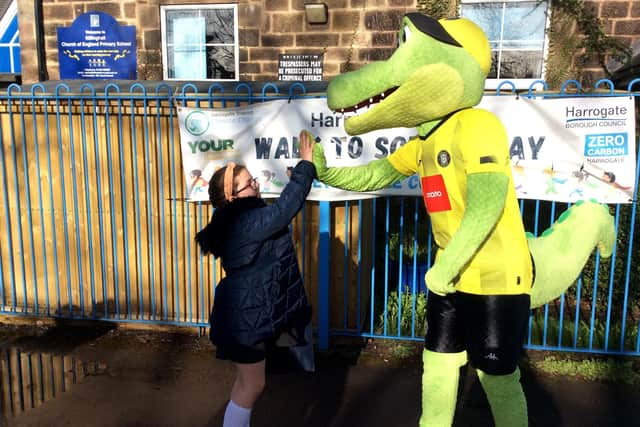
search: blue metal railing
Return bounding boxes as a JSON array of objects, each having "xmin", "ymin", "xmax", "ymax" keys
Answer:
[
  {"xmin": 325, "ymin": 78, "xmax": 640, "ymax": 356},
  {"xmin": 0, "ymin": 79, "xmax": 637, "ymax": 358}
]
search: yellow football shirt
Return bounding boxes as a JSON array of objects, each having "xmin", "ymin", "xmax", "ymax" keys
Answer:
[{"xmin": 388, "ymin": 108, "xmax": 533, "ymax": 295}]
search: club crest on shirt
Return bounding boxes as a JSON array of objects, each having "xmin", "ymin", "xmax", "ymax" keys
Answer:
[{"xmin": 437, "ymin": 150, "xmax": 451, "ymax": 167}]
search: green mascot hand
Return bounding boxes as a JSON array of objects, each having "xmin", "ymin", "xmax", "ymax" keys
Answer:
[{"xmin": 425, "ymin": 265, "xmax": 456, "ymax": 296}]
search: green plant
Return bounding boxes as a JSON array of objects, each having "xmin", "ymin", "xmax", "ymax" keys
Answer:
[
  {"xmin": 390, "ymin": 342, "xmax": 415, "ymax": 359},
  {"xmin": 388, "ymin": 230, "xmax": 434, "ymax": 261},
  {"xmin": 375, "ymin": 288, "xmax": 427, "ymax": 337},
  {"xmin": 416, "ymin": 0, "xmax": 457, "ymax": 20},
  {"xmin": 549, "ymin": 0, "xmax": 632, "ymax": 87},
  {"xmin": 545, "ymin": 8, "xmax": 580, "ymax": 89},
  {"xmin": 528, "ymin": 311, "xmax": 639, "ymax": 352}
]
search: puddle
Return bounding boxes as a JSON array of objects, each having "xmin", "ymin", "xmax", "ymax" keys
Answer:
[{"xmin": 0, "ymin": 348, "xmax": 107, "ymax": 418}]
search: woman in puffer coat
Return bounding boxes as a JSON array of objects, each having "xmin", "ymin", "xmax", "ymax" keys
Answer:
[{"xmin": 195, "ymin": 131, "xmax": 316, "ymax": 427}]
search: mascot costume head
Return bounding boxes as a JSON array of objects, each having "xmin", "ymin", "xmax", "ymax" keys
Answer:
[
  {"xmin": 328, "ymin": 14, "xmax": 491, "ymax": 137},
  {"xmin": 311, "ymin": 12, "xmax": 616, "ymax": 427}
]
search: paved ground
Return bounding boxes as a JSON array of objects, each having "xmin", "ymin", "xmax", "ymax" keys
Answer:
[{"xmin": 1, "ymin": 320, "xmax": 639, "ymax": 427}]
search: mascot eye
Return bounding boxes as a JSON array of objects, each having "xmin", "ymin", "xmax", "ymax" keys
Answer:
[{"xmin": 400, "ymin": 24, "xmax": 412, "ymax": 45}]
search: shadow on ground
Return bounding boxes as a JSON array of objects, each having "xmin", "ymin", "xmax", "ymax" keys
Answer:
[
  {"xmin": 2, "ymin": 322, "xmax": 640, "ymax": 427},
  {"xmin": 7, "ymin": 318, "xmax": 116, "ymax": 352}
]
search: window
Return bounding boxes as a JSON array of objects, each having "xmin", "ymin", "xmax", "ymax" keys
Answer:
[
  {"xmin": 160, "ymin": 4, "xmax": 238, "ymax": 81},
  {"xmin": 460, "ymin": 0, "xmax": 550, "ymax": 89}
]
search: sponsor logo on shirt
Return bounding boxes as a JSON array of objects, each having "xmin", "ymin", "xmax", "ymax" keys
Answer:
[{"xmin": 421, "ymin": 175, "xmax": 451, "ymax": 213}]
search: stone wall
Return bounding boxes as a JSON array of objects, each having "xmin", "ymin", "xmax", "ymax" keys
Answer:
[
  {"xmin": 14, "ymin": 0, "xmax": 640, "ymax": 85},
  {"xmin": 239, "ymin": 0, "xmax": 415, "ymax": 81},
  {"xmin": 16, "ymin": 0, "xmax": 416, "ymax": 83}
]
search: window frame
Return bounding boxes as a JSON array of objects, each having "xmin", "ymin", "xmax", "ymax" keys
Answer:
[
  {"xmin": 160, "ymin": 4, "xmax": 239, "ymax": 82},
  {"xmin": 0, "ymin": 0, "xmax": 20, "ymax": 74},
  {"xmin": 460, "ymin": 0, "xmax": 551, "ymax": 90}
]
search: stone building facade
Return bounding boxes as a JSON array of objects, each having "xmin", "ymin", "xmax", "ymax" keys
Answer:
[{"xmin": 14, "ymin": 0, "xmax": 640, "ymax": 86}]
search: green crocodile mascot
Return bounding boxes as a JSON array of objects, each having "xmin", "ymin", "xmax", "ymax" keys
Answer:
[{"xmin": 311, "ymin": 13, "xmax": 616, "ymax": 427}]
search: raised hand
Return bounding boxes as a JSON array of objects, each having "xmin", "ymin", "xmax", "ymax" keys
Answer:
[{"xmin": 298, "ymin": 130, "xmax": 314, "ymax": 162}]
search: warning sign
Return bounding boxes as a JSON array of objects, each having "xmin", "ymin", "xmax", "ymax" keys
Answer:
[{"xmin": 278, "ymin": 54, "xmax": 323, "ymax": 82}]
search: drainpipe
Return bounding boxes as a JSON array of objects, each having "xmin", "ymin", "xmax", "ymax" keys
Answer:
[{"xmin": 34, "ymin": 0, "xmax": 48, "ymax": 81}]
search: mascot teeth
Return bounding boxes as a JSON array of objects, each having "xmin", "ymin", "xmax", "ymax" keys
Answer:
[{"xmin": 333, "ymin": 87, "xmax": 397, "ymax": 115}]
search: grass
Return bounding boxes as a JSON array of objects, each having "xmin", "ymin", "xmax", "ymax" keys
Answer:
[
  {"xmin": 527, "ymin": 311, "xmax": 640, "ymax": 352},
  {"xmin": 531, "ymin": 356, "xmax": 640, "ymax": 385}
]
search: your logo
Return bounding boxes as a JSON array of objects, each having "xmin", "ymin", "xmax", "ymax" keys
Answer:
[{"xmin": 185, "ymin": 110, "xmax": 209, "ymax": 136}]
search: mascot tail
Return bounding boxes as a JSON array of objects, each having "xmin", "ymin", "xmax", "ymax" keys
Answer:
[{"xmin": 528, "ymin": 200, "xmax": 615, "ymax": 309}]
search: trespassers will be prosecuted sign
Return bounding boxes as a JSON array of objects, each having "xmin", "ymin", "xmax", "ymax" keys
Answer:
[{"xmin": 177, "ymin": 96, "xmax": 636, "ymax": 203}]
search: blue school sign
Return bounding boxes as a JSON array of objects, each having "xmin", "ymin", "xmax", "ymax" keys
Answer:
[{"xmin": 57, "ymin": 11, "xmax": 137, "ymax": 79}]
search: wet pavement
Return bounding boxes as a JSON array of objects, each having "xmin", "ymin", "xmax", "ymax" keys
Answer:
[{"xmin": 1, "ymin": 319, "xmax": 640, "ymax": 427}]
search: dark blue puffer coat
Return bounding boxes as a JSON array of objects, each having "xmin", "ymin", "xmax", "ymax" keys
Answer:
[{"xmin": 196, "ymin": 160, "xmax": 316, "ymax": 348}]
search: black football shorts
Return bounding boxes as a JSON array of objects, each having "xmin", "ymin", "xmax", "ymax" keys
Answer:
[{"xmin": 424, "ymin": 291, "xmax": 530, "ymax": 375}]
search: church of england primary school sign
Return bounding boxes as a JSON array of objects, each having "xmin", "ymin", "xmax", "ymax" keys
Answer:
[{"xmin": 57, "ymin": 11, "xmax": 137, "ymax": 80}]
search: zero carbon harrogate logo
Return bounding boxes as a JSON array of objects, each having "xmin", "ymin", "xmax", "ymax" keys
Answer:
[
  {"xmin": 185, "ymin": 110, "xmax": 209, "ymax": 136},
  {"xmin": 584, "ymin": 133, "xmax": 628, "ymax": 157}
]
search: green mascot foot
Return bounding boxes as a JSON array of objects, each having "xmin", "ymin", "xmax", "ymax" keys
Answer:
[
  {"xmin": 477, "ymin": 368, "xmax": 528, "ymax": 427},
  {"xmin": 528, "ymin": 200, "xmax": 615, "ymax": 308},
  {"xmin": 420, "ymin": 349, "xmax": 467, "ymax": 427}
]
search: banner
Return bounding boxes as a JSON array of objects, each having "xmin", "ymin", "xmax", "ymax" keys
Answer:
[{"xmin": 178, "ymin": 96, "xmax": 636, "ymax": 203}]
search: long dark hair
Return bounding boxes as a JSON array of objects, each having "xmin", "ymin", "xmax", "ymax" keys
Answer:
[{"xmin": 195, "ymin": 163, "xmax": 248, "ymax": 255}]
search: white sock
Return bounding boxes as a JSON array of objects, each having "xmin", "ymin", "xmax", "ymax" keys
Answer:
[{"xmin": 223, "ymin": 400, "xmax": 252, "ymax": 427}]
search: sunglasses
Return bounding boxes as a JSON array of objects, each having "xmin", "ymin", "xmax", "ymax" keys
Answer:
[
  {"xmin": 235, "ymin": 177, "xmax": 259, "ymax": 194},
  {"xmin": 404, "ymin": 13, "xmax": 462, "ymax": 48}
]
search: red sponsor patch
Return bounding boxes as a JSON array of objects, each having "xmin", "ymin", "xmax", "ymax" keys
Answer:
[{"xmin": 421, "ymin": 175, "xmax": 451, "ymax": 213}]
